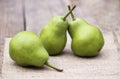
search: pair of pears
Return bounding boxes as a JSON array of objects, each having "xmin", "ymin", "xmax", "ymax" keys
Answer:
[
  {"xmin": 9, "ymin": 6, "xmax": 76, "ymax": 72},
  {"xmin": 40, "ymin": 5, "xmax": 104, "ymax": 56}
]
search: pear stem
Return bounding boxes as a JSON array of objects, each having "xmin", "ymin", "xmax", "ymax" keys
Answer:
[
  {"xmin": 68, "ymin": 5, "xmax": 76, "ymax": 21},
  {"xmin": 45, "ymin": 62, "xmax": 63, "ymax": 72},
  {"xmin": 63, "ymin": 5, "xmax": 76, "ymax": 21}
]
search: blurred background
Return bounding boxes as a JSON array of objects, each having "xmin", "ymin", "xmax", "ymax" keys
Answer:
[{"xmin": 0, "ymin": 0, "xmax": 120, "ymax": 78}]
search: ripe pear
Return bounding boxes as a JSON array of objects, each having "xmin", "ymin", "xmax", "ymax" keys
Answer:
[
  {"xmin": 9, "ymin": 31, "xmax": 63, "ymax": 72},
  {"xmin": 40, "ymin": 6, "xmax": 76, "ymax": 55},
  {"xmin": 68, "ymin": 6, "xmax": 104, "ymax": 57}
]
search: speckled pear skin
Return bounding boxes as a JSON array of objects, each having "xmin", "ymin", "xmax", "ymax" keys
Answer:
[
  {"xmin": 40, "ymin": 16, "xmax": 68, "ymax": 55},
  {"xmin": 68, "ymin": 18, "xmax": 104, "ymax": 57},
  {"xmin": 9, "ymin": 31, "xmax": 49, "ymax": 67}
]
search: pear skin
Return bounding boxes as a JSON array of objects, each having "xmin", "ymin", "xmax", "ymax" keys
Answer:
[
  {"xmin": 9, "ymin": 31, "xmax": 49, "ymax": 67},
  {"xmin": 40, "ymin": 16, "xmax": 68, "ymax": 55},
  {"xmin": 40, "ymin": 6, "xmax": 76, "ymax": 55},
  {"xmin": 69, "ymin": 18, "xmax": 104, "ymax": 57},
  {"xmin": 9, "ymin": 31, "xmax": 63, "ymax": 72}
]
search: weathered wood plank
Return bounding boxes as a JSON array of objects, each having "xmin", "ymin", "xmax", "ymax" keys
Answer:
[
  {"xmin": 2, "ymin": 32, "xmax": 120, "ymax": 79},
  {"xmin": 0, "ymin": 0, "xmax": 24, "ymax": 77},
  {"xmin": 114, "ymin": 31, "xmax": 120, "ymax": 52},
  {"xmin": 25, "ymin": 0, "xmax": 67, "ymax": 34}
]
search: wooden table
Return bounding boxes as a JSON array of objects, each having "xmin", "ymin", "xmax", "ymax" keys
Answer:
[{"xmin": 0, "ymin": 0, "xmax": 120, "ymax": 78}]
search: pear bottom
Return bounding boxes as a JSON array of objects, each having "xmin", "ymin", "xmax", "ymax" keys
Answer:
[{"xmin": 71, "ymin": 37, "xmax": 104, "ymax": 57}]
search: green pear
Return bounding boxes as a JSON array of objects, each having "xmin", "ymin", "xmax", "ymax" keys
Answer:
[
  {"xmin": 40, "ymin": 6, "xmax": 76, "ymax": 56},
  {"xmin": 68, "ymin": 6, "xmax": 104, "ymax": 57},
  {"xmin": 9, "ymin": 31, "xmax": 63, "ymax": 72}
]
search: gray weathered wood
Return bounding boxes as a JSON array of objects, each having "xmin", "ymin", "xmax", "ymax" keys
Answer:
[
  {"xmin": 25, "ymin": 0, "xmax": 66, "ymax": 34},
  {"xmin": 0, "ymin": 0, "xmax": 24, "ymax": 77},
  {"xmin": 114, "ymin": 31, "xmax": 120, "ymax": 52},
  {"xmin": 2, "ymin": 32, "xmax": 120, "ymax": 79}
]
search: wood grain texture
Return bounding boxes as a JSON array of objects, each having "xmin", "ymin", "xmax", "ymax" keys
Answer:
[
  {"xmin": 0, "ymin": 0, "xmax": 24, "ymax": 77},
  {"xmin": 2, "ymin": 32, "xmax": 120, "ymax": 79},
  {"xmin": 25, "ymin": 0, "xmax": 67, "ymax": 34},
  {"xmin": 114, "ymin": 30, "xmax": 120, "ymax": 52}
]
